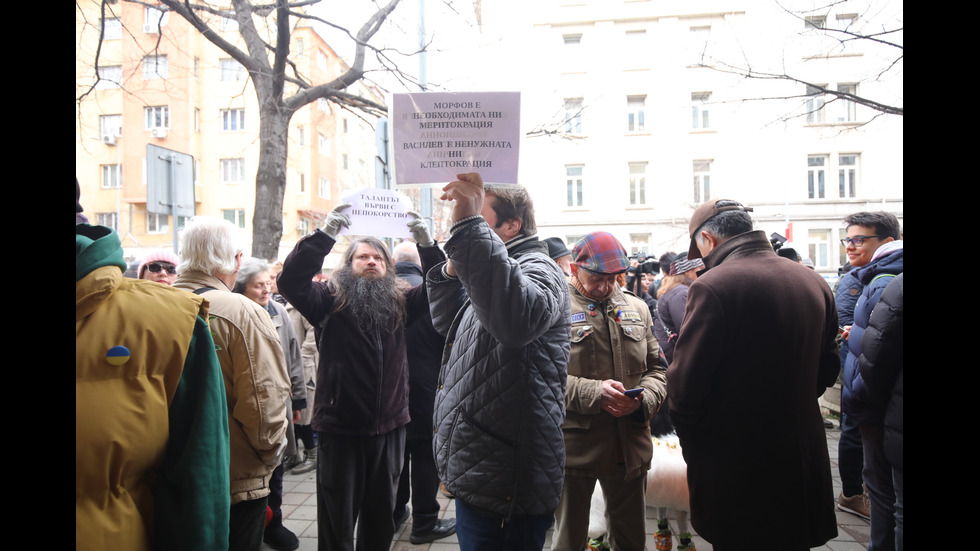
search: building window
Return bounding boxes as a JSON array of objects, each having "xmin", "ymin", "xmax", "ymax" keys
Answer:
[
  {"xmin": 220, "ymin": 58, "xmax": 245, "ymax": 81},
  {"xmin": 836, "ymin": 83, "xmax": 858, "ymax": 123},
  {"xmin": 318, "ymin": 133, "xmax": 329, "ymax": 153},
  {"xmin": 193, "ymin": 57, "xmax": 200, "ymax": 77},
  {"xmin": 144, "ymin": 6, "xmax": 169, "ymax": 32},
  {"xmin": 689, "ymin": 25, "xmax": 710, "ymax": 64},
  {"xmin": 319, "ymin": 177, "xmax": 331, "ymax": 199},
  {"xmin": 629, "ymin": 233, "xmax": 651, "ymax": 256},
  {"xmin": 318, "ymin": 98, "xmax": 330, "ymax": 113},
  {"xmin": 222, "ymin": 209, "xmax": 246, "ymax": 228},
  {"xmin": 809, "ymin": 229, "xmax": 832, "ymax": 269},
  {"xmin": 628, "ymin": 162, "xmax": 647, "ymax": 206},
  {"xmin": 147, "ymin": 213, "xmax": 169, "ymax": 234},
  {"xmin": 297, "ymin": 126, "xmax": 305, "ymax": 146},
  {"xmin": 566, "ymin": 165, "xmax": 584, "ymax": 207},
  {"xmin": 627, "ymin": 96, "xmax": 646, "ymax": 132},
  {"xmin": 806, "ymin": 84, "xmax": 826, "ymax": 124},
  {"xmin": 296, "ymin": 38, "xmax": 305, "ymax": 55},
  {"xmin": 221, "ymin": 15, "xmax": 238, "ymax": 31},
  {"xmin": 562, "ymin": 33, "xmax": 582, "ymax": 46},
  {"xmin": 317, "ymin": 50, "xmax": 328, "ymax": 71},
  {"xmin": 807, "ymin": 155, "xmax": 828, "ymax": 199},
  {"xmin": 143, "ymin": 55, "xmax": 168, "ymax": 80},
  {"xmin": 342, "ymin": 154, "xmax": 349, "ymax": 170},
  {"xmin": 144, "ymin": 106, "xmax": 170, "ymax": 130},
  {"xmin": 100, "ymin": 114, "xmax": 122, "ymax": 139},
  {"xmin": 103, "ymin": 17, "xmax": 122, "ymax": 40},
  {"xmin": 692, "ymin": 92, "xmax": 711, "ymax": 129},
  {"xmin": 221, "ymin": 108, "xmax": 245, "ymax": 131},
  {"xmin": 564, "ymin": 98, "xmax": 583, "ymax": 134},
  {"xmin": 96, "ymin": 65, "xmax": 122, "ymax": 90},
  {"xmin": 804, "ymin": 15, "xmax": 827, "ymax": 29},
  {"xmin": 194, "ymin": 108, "xmax": 200, "ymax": 132},
  {"xmin": 298, "ymin": 173, "xmax": 306, "ymax": 193},
  {"xmin": 97, "ymin": 212, "xmax": 118, "ymax": 231},
  {"xmin": 838, "ymin": 154, "xmax": 859, "ymax": 198},
  {"xmin": 101, "ymin": 164, "xmax": 122, "ymax": 189},
  {"xmin": 297, "ymin": 218, "xmax": 311, "ymax": 235},
  {"xmin": 343, "ymin": 118, "xmax": 349, "ymax": 133},
  {"xmin": 221, "ymin": 158, "xmax": 245, "ymax": 184},
  {"xmin": 693, "ymin": 160, "xmax": 712, "ymax": 203}
]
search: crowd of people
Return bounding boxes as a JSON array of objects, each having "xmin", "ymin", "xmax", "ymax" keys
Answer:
[{"xmin": 77, "ymin": 174, "xmax": 903, "ymax": 551}]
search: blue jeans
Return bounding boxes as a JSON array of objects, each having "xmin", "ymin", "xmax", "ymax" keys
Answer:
[
  {"xmin": 455, "ymin": 498, "xmax": 553, "ymax": 551},
  {"xmin": 860, "ymin": 424, "xmax": 896, "ymax": 551}
]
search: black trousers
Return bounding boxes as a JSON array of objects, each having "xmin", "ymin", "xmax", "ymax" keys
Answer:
[
  {"xmin": 229, "ymin": 496, "xmax": 268, "ymax": 551},
  {"xmin": 394, "ymin": 434, "xmax": 441, "ymax": 533},
  {"xmin": 316, "ymin": 428, "xmax": 406, "ymax": 551}
]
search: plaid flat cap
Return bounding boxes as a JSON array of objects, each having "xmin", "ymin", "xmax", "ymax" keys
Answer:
[{"xmin": 571, "ymin": 232, "xmax": 630, "ymax": 275}]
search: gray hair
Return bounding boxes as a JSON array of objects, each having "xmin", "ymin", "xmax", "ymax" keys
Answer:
[
  {"xmin": 178, "ymin": 216, "xmax": 245, "ymax": 276},
  {"xmin": 392, "ymin": 241, "xmax": 421, "ymax": 265},
  {"xmin": 694, "ymin": 200, "xmax": 754, "ymax": 248},
  {"xmin": 233, "ymin": 257, "xmax": 271, "ymax": 294}
]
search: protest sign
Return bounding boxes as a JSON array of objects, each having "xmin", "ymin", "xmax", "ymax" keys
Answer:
[
  {"xmin": 391, "ymin": 91, "xmax": 520, "ymax": 187},
  {"xmin": 338, "ymin": 187, "xmax": 415, "ymax": 239}
]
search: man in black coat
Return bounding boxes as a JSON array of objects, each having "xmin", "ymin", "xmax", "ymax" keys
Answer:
[
  {"xmin": 668, "ymin": 199, "xmax": 840, "ymax": 551},
  {"xmin": 391, "ymin": 242, "xmax": 457, "ymax": 545}
]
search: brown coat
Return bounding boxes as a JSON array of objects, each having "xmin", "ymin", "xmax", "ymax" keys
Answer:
[{"xmin": 668, "ymin": 230, "xmax": 840, "ymax": 549}]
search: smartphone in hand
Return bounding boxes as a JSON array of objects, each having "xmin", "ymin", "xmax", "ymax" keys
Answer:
[{"xmin": 624, "ymin": 388, "xmax": 643, "ymax": 398}]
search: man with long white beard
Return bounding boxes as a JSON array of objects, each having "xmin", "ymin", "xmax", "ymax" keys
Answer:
[{"xmin": 277, "ymin": 208, "xmax": 445, "ymax": 551}]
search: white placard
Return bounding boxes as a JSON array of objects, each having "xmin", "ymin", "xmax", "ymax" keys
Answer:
[
  {"xmin": 392, "ymin": 91, "xmax": 521, "ymax": 188},
  {"xmin": 338, "ymin": 188, "xmax": 415, "ymax": 239}
]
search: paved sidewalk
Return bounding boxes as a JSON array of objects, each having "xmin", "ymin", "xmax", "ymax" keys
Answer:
[{"xmin": 270, "ymin": 419, "xmax": 870, "ymax": 551}]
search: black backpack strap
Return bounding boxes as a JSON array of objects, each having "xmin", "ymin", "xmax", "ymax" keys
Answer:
[{"xmin": 193, "ymin": 286, "xmax": 217, "ymax": 295}]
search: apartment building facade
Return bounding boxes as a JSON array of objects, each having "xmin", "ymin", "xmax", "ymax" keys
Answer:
[
  {"xmin": 75, "ymin": 1, "xmax": 382, "ymax": 261},
  {"xmin": 514, "ymin": 0, "xmax": 903, "ymax": 280}
]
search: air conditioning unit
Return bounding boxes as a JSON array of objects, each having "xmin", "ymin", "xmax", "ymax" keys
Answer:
[
  {"xmin": 102, "ymin": 134, "xmax": 118, "ymax": 146},
  {"xmin": 143, "ymin": 23, "xmax": 158, "ymax": 33},
  {"xmin": 150, "ymin": 127, "xmax": 169, "ymax": 139}
]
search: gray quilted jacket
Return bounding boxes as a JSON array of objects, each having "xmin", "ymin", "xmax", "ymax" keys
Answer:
[{"xmin": 427, "ymin": 220, "xmax": 571, "ymax": 518}]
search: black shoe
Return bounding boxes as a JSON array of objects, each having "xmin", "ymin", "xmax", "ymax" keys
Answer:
[
  {"xmin": 263, "ymin": 523, "xmax": 300, "ymax": 551},
  {"xmin": 410, "ymin": 518, "xmax": 457, "ymax": 544},
  {"xmin": 394, "ymin": 506, "xmax": 410, "ymax": 531}
]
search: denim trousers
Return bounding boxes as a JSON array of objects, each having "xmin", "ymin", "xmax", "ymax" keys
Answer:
[{"xmin": 455, "ymin": 498, "xmax": 553, "ymax": 551}]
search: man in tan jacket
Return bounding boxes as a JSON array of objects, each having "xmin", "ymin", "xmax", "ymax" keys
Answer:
[
  {"xmin": 553, "ymin": 231, "xmax": 667, "ymax": 551},
  {"xmin": 174, "ymin": 216, "xmax": 291, "ymax": 551}
]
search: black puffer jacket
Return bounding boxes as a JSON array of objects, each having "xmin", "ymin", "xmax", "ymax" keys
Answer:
[
  {"xmin": 428, "ymin": 220, "xmax": 571, "ymax": 518},
  {"xmin": 858, "ymin": 272, "xmax": 904, "ymax": 469}
]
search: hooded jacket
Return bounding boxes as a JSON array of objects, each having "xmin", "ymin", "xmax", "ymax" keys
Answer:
[
  {"xmin": 76, "ymin": 224, "xmax": 230, "ymax": 550},
  {"xmin": 428, "ymin": 220, "xmax": 571, "ymax": 518}
]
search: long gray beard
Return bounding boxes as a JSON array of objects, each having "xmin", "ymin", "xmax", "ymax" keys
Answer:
[{"xmin": 332, "ymin": 266, "xmax": 404, "ymax": 331}]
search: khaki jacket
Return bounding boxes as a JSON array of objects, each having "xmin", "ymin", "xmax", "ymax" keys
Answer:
[
  {"xmin": 175, "ymin": 270, "xmax": 291, "ymax": 504},
  {"xmin": 564, "ymin": 284, "xmax": 667, "ymax": 481}
]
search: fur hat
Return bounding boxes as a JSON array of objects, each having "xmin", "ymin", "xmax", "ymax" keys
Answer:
[{"xmin": 138, "ymin": 250, "xmax": 180, "ymax": 279}]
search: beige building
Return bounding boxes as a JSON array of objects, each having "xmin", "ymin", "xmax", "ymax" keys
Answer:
[
  {"xmin": 75, "ymin": 1, "xmax": 383, "ymax": 262},
  {"xmin": 512, "ymin": 0, "xmax": 903, "ymax": 281}
]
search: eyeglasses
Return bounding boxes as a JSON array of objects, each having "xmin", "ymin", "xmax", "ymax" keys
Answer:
[
  {"xmin": 840, "ymin": 236, "xmax": 884, "ymax": 247},
  {"xmin": 146, "ymin": 262, "xmax": 177, "ymax": 275}
]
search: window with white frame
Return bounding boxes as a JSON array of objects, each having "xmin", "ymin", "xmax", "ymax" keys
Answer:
[
  {"xmin": 103, "ymin": 17, "xmax": 122, "ymax": 40},
  {"xmin": 342, "ymin": 154, "xmax": 349, "ymax": 170},
  {"xmin": 804, "ymin": 15, "xmax": 827, "ymax": 29},
  {"xmin": 838, "ymin": 154, "xmax": 859, "ymax": 198},
  {"xmin": 566, "ymin": 165, "xmax": 584, "ymax": 207},
  {"xmin": 692, "ymin": 92, "xmax": 711, "ymax": 129},
  {"xmin": 809, "ymin": 229, "xmax": 833, "ymax": 269},
  {"xmin": 342, "ymin": 118, "xmax": 349, "ymax": 133},
  {"xmin": 628, "ymin": 162, "xmax": 647, "ymax": 206},
  {"xmin": 96, "ymin": 65, "xmax": 122, "ymax": 89},
  {"xmin": 144, "ymin": 6, "xmax": 169, "ymax": 32},
  {"xmin": 221, "ymin": 108, "xmax": 245, "ymax": 131},
  {"xmin": 806, "ymin": 85, "xmax": 826, "ymax": 124},
  {"xmin": 318, "ymin": 133, "xmax": 329, "ymax": 154},
  {"xmin": 627, "ymin": 96, "xmax": 646, "ymax": 132},
  {"xmin": 629, "ymin": 233, "xmax": 651, "ymax": 256},
  {"xmin": 318, "ymin": 98, "xmax": 330, "ymax": 113},
  {"xmin": 143, "ymin": 55, "xmax": 168, "ymax": 79},
  {"xmin": 689, "ymin": 25, "xmax": 710, "ymax": 64},
  {"xmin": 144, "ymin": 106, "xmax": 169, "ymax": 129},
  {"xmin": 693, "ymin": 160, "xmax": 712, "ymax": 203},
  {"xmin": 564, "ymin": 98, "xmax": 583, "ymax": 134},
  {"xmin": 222, "ymin": 209, "xmax": 246, "ymax": 228},
  {"xmin": 220, "ymin": 58, "xmax": 245, "ymax": 81},
  {"xmin": 194, "ymin": 107, "xmax": 200, "ymax": 132},
  {"xmin": 101, "ymin": 164, "xmax": 122, "ymax": 189},
  {"xmin": 221, "ymin": 15, "xmax": 238, "ymax": 31},
  {"xmin": 317, "ymin": 50, "xmax": 328, "ymax": 71},
  {"xmin": 100, "ymin": 114, "xmax": 122, "ymax": 138},
  {"xmin": 221, "ymin": 158, "xmax": 245, "ymax": 184},
  {"xmin": 297, "ymin": 218, "xmax": 311, "ymax": 235},
  {"xmin": 296, "ymin": 38, "xmax": 305, "ymax": 55},
  {"xmin": 807, "ymin": 155, "xmax": 828, "ymax": 199},
  {"xmin": 147, "ymin": 212, "xmax": 169, "ymax": 234},
  {"xmin": 296, "ymin": 126, "xmax": 305, "ymax": 146},
  {"xmin": 835, "ymin": 83, "xmax": 858, "ymax": 123},
  {"xmin": 298, "ymin": 173, "xmax": 306, "ymax": 193},
  {"xmin": 318, "ymin": 177, "xmax": 331, "ymax": 199},
  {"xmin": 97, "ymin": 212, "xmax": 118, "ymax": 231},
  {"xmin": 562, "ymin": 33, "xmax": 582, "ymax": 46}
]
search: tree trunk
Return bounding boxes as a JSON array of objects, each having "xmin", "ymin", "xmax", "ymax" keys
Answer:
[{"xmin": 251, "ymin": 105, "xmax": 289, "ymax": 260}]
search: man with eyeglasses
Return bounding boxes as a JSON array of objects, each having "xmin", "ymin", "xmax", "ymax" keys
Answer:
[
  {"xmin": 838, "ymin": 211, "xmax": 903, "ymax": 551},
  {"xmin": 138, "ymin": 250, "xmax": 179, "ymax": 285},
  {"xmin": 668, "ymin": 199, "xmax": 840, "ymax": 551}
]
